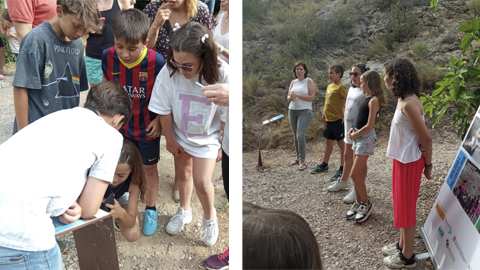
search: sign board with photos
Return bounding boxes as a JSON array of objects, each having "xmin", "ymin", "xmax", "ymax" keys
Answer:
[{"xmin": 422, "ymin": 106, "xmax": 480, "ymax": 270}]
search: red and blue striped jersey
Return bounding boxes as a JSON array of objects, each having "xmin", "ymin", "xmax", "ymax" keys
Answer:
[{"xmin": 102, "ymin": 47, "xmax": 165, "ymax": 141}]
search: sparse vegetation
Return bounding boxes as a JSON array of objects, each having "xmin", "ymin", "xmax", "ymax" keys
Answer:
[
  {"xmin": 411, "ymin": 41, "xmax": 430, "ymax": 59},
  {"xmin": 388, "ymin": 0, "xmax": 418, "ymax": 42},
  {"xmin": 366, "ymin": 34, "xmax": 394, "ymax": 61}
]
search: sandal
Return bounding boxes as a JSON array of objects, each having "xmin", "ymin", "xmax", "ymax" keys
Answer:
[
  {"xmin": 298, "ymin": 163, "xmax": 307, "ymax": 171},
  {"xmin": 0, "ymin": 71, "xmax": 12, "ymax": 76},
  {"xmin": 288, "ymin": 159, "xmax": 299, "ymax": 166}
]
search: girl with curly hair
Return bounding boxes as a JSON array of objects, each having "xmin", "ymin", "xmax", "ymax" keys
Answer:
[{"xmin": 381, "ymin": 58, "xmax": 433, "ymax": 269}]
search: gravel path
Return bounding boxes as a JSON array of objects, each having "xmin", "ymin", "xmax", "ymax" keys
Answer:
[{"xmin": 243, "ymin": 131, "xmax": 461, "ymax": 269}]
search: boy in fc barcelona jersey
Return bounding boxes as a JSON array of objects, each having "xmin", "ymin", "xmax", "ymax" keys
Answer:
[{"xmin": 102, "ymin": 9, "xmax": 165, "ymax": 236}]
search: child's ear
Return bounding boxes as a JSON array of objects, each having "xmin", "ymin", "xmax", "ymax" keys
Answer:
[
  {"xmin": 112, "ymin": 114, "xmax": 125, "ymax": 129},
  {"xmin": 56, "ymin": 5, "xmax": 64, "ymax": 17},
  {"xmin": 143, "ymin": 39, "xmax": 149, "ymax": 48}
]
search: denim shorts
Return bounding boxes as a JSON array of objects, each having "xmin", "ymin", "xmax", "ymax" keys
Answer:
[
  {"xmin": 0, "ymin": 242, "xmax": 61, "ymax": 270},
  {"xmin": 352, "ymin": 128, "xmax": 376, "ymax": 156},
  {"xmin": 85, "ymin": 56, "xmax": 103, "ymax": 85},
  {"xmin": 117, "ymin": 192, "xmax": 130, "ymax": 206}
]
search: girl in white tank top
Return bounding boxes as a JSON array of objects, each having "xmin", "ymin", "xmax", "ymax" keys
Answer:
[{"xmin": 382, "ymin": 58, "xmax": 433, "ymax": 268}]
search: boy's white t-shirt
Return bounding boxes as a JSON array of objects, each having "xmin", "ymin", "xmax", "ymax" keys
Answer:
[
  {"xmin": 0, "ymin": 107, "xmax": 123, "ymax": 251},
  {"xmin": 149, "ymin": 62, "xmax": 228, "ymax": 159}
]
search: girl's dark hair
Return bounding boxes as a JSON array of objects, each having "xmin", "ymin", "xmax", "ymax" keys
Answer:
[
  {"xmin": 119, "ymin": 140, "xmax": 147, "ymax": 203},
  {"xmin": 2, "ymin": 10, "xmax": 11, "ymax": 22},
  {"xmin": 167, "ymin": 21, "xmax": 220, "ymax": 84},
  {"xmin": 243, "ymin": 202, "xmax": 323, "ymax": 270},
  {"xmin": 352, "ymin": 63, "xmax": 370, "ymax": 74},
  {"xmin": 293, "ymin": 61, "xmax": 308, "ymax": 78},
  {"xmin": 361, "ymin": 70, "xmax": 387, "ymax": 109},
  {"xmin": 384, "ymin": 58, "xmax": 421, "ymax": 99}
]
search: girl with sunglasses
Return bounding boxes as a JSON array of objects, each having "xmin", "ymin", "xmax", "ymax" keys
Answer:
[
  {"xmin": 148, "ymin": 21, "xmax": 227, "ymax": 247},
  {"xmin": 327, "ymin": 64, "xmax": 369, "ymax": 203}
]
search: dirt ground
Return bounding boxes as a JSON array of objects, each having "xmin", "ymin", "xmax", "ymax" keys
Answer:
[
  {"xmin": 243, "ymin": 118, "xmax": 462, "ymax": 269},
  {"xmin": 0, "ymin": 66, "xmax": 229, "ymax": 270}
]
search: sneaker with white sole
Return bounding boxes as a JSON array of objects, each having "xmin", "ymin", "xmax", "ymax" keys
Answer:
[
  {"xmin": 143, "ymin": 208, "xmax": 158, "ymax": 235},
  {"xmin": 343, "ymin": 189, "xmax": 356, "ymax": 204},
  {"xmin": 327, "ymin": 179, "xmax": 349, "ymax": 191},
  {"xmin": 382, "ymin": 242, "xmax": 401, "ymax": 256},
  {"xmin": 383, "ymin": 252, "xmax": 416, "ymax": 269},
  {"xmin": 346, "ymin": 201, "xmax": 360, "ymax": 219},
  {"xmin": 354, "ymin": 201, "xmax": 373, "ymax": 223},
  {"xmin": 166, "ymin": 206, "xmax": 192, "ymax": 235},
  {"xmin": 201, "ymin": 209, "xmax": 219, "ymax": 246}
]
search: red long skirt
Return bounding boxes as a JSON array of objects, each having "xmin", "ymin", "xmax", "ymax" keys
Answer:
[{"xmin": 392, "ymin": 157, "xmax": 424, "ymax": 228}]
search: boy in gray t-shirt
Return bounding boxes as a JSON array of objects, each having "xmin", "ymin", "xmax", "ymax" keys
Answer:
[{"xmin": 12, "ymin": 0, "xmax": 102, "ymax": 134}]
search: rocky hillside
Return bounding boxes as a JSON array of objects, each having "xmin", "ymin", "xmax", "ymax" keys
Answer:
[{"xmin": 242, "ymin": 0, "xmax": 473, "ymax": 151}]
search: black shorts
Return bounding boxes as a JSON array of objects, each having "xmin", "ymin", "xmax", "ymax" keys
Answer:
[
  {"xmin": 324, "ymin": 119, "xmax": 345, "ymax": 141},
  {"xmin": 124, "ymin": 136, "xmax": 160, "ymax": 165}
]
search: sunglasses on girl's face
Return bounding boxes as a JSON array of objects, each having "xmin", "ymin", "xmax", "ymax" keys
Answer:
[
  {"xmin": 170, "ymin": 56, "xmax": 200, "ymax": 72},
  {"xmin": 349, "ymin": 72, "xmax": 359, "ymax": 77}
]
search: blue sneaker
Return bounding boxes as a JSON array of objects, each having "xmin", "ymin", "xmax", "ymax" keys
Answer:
[
  {"xmin": 143, "ymin": 208, "xmax": 158, "ymax": 235},
  {"xmin": 310, "ymin": 163, "xmax": 328, "ymax": 174},
  {"xmin": 330, "ymin": 169, "xmax": 343, "ymax": 181}
]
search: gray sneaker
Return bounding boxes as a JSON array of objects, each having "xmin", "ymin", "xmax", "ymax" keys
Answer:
[
  {"xmin": 346, "ymin": 201, "xmax": 360, "ymax": 219},
  {"xmin": 327, "ymin": 179, "xmax": 349, "ymax": 192},
  {"xmin": 166, "ymin": 206, "xmax": 193, "ymax": 235},
  {"xmin": 343, "ymin": 189, "xmax": 356, "ymax": 204},
  {"xmin": 354, "ymin": 202, "xmax": 373, "ymax": 223}
]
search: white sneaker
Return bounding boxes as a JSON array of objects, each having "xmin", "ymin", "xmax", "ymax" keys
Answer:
[
  {"xmin": 343, "ymin": 189, "xmax": 356, "ymax": 204},
  {"xmin": 383, "ymin": 252, "xmax": 416, "ymax": 269},
  {"xmin": 166, "ymin": 206, "xmax": 192, "ymax": 235},
  {"xmin": 382, "ymin": 242, "xmax": 400, "ymax": 256},
  {"xmin": 346, "ymin": 201, "xmax": 360, "ymax": 219},
  {"xmin": 200, "ymin": 209, "xmax": 219, "ymax": 247},
  {"xmin": 327, "ymin": 179, "xmax": 349, "ymax": 192}
]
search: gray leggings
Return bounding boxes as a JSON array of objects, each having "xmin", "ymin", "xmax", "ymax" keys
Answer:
[{"xmin": 288, "ymin": 109, "xmax": 313, "ymax": 163}]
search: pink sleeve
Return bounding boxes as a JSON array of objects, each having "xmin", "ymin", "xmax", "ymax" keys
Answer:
[{"xmin": 7, "ymin": 0, "xmax": 35, "ymax": 24}]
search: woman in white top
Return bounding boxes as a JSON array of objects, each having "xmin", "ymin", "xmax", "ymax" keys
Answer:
[
  {"xmin": 214, "ymin": 0, "xmax": 229, "ymax": 63},
  {"xmin": 287, "ymin": 61, "xmax": 316, "ymax": 171},
  {"xmin": 327, "ymin": 64, "xmax": 368, "ymax": 202},
  {"xmin": 381, "ymin": 58, "xmax": 433, "ymax": 269}
]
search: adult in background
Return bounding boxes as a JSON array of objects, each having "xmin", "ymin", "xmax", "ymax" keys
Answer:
[
  {"xmin": 200, "ymin": 0, "xmax": 215, "ymax": 15},
  {"xmin": 287, "ymin": 61, "xmax": 316, "ymax": 171},
  {"xmin": 85, "ymin": 0, "xmax": 131, "ymax": 86},
  {"xmin": 143, "ymin": 0, "xmax": 216, "ymax": 59},
  {"xmin": 214, "ymin": 0, "xmax": 228, "ymax": 64},
  {"xmin": 6, "ymin": 0, "xmax": 56, "ymax": 42}
]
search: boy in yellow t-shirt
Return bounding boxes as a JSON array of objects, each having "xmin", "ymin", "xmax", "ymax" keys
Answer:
[{"xmin": 311, "ymin": 65, "xmax": 347, "ymax": 181}]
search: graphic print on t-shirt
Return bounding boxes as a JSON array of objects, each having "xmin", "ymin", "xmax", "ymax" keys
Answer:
[
  {"xmin": 176, "ymin": 90, "xmax": 214, "ymax": 138},
  {"xmin": 41, "ymin": 62, "xmax": 80, "ymax": 100}
]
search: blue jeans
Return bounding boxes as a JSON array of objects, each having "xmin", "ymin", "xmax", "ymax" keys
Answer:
[
  {"xmin": 288, "ymin": 109, "xmax": 313, "ymax": 163},
  {"xmin": 0, "ymin": 243, "xmax": 62, "ymax": 270}
]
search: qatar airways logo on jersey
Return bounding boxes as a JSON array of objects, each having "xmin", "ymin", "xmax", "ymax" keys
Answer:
[{"xmin": 123, "ymin": 85, "xmax": 146, "ymax": 98}]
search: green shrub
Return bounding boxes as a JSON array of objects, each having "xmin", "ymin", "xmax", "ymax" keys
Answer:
[
  {"xmin": 332, "ymin": 1, "xmax": 362, "ymax": 30},
  {"xmin": 388, "ymin": 0, "xmax": 418, "ymax": 42},
  {"xmin": 366, "ymin": 36, "xmax": 394, "ymax": 61},
  {"xmin": 468, "ymin": 0, "xmax": 480, "ymax": 17},
  {"xmin": 410, "ymin": 41, "xmax": 430, "ymax": 59},
  {"xmin": 415, "ymin": 61, "xmax": 445, "ymax": 91},
  {"xmin": 370, "ymin": 0, "xmax": 396, "ymax": 11}
]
